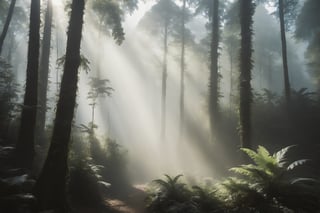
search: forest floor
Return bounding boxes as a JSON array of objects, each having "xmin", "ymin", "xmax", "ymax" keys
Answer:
[
  {"xmin": 0, "ymin": 145, "xmax": 148, "ymax": 213},
  {"xmin": 105, "ymin": 184, "xmax": 147, "ymax": 213}
]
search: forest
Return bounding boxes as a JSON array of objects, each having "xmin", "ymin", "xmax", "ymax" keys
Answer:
[{"xmin": 0, "ymin": 0, "xmax": 320, "ymax": 212}]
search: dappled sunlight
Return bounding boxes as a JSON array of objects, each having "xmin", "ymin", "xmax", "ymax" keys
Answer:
[
  {"xmin": 2, "ymin": 0, "xmax": 320, "ymax": 212},
  {"xmin": 68, "ymin": 9, "xmax": 225, "ymax": 183}
]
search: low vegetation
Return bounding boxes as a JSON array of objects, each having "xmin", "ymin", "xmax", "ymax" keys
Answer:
[{"xmin": 146, "ymin": 146, "xmax": 320, "ymax": 213}]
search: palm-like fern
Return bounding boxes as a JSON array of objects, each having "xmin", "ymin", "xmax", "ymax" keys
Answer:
[
  {"xmin": 152, "ymin": 174, "xmax": 188, "ymax": 202},
  {"xmin": 224, "ymin": 145, "xmax": 320, "ymax": 212},
  {"xmin": 147, "ymin": 174, "xmax": 193, "ymax": 213},
  {"xmin": 191, "ymin": 185, "xmax": 224, "ymax": 212}
]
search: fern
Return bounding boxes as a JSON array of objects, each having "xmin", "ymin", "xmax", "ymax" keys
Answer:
[{"xmin": 227, "ymin": 145, "xmax": 320, "ymax": 212}]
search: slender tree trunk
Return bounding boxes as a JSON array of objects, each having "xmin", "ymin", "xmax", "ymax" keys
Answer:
[
  {"xmin": 229, "ymin": 51, "xmax": 233, "ymax": 111},
  {"xmin": 160, "ymin": 17, "xmax": 168, "ymax": 142},
  {"xmin": 239, "ymin": 0, "xmax": 254, "ymax": 149},
  {"xmin": 279, "ymin": 0, "xmax": 291, "ymax": 104},
  {"xmin": 37, "ymin": 0, "xmax": 53, "ymax": 144},
  {"xmin": 179, "ymin": 0, "xmax": 186, "ymax": 141},
  {"xmin": 0, "ymin": 0, "xmax": 16, "ymax": 55},
  {"xmin": 15, "ymin": 0, "xmax": 40, "ymax": 168},
  {"xmin": 34, "ymin": 0, "xmax": 85, "ymax": 211},
  {"xmin": 91, "ymin": 103, "xmax": 95, "ymax": 132},
  {"xmin": 209, "ymin": 0, "xmax": 220, "ymax": 140}
]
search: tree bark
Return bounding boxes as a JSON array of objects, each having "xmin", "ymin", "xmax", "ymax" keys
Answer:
[
  {"xmin": 279, "ymin": 0, "xmax": 291, "ymax": 104},
  {"xmin": 239, "ymin": 0, "xmax": 254, "ymax": 149},
  {"xmin": 160, "ymin": 16, "xmax": 168, "ymax": 142},
  {"xmin": 34, "ymin": 0, "xmax": 85, "ymax": 211},
  {"xmin": 37, "ymin": 0, "xmax": 53, "ymax": 144},
  {"xmin": 209, "ymin": 0, "xmax": 220, "ymax": 140},
  {"xmin": 16, "ymin": 0, "xmax": 40, "ymax": 169},
  {"xmin": 179, "ymin": 0, "xmax": 186, "ymax": 141},
  {"xmin": 0, "ymin": 0, "xmax": 16, "ymax": 55}
]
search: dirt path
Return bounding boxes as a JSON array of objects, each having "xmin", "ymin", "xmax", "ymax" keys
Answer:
[{"xmin": 106, "ymin": 185, "xmax": 147, "ymax": 213}]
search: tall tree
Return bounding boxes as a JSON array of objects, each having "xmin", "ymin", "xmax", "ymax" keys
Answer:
[
  {"xmin": 258, "ymin": 0, "xmax": 299, "ymax": 102},
  {"xmin": 138, "ymin": 0, "xmax": 180, "ymax": 142},
  {"xmin": 278, "ymin": 0, "xmax": 290, "ymax": 104},
  {"xmin": 192, "ymin": 0, "xmax": 223, "ymax": 139},
  {"xmin": 239, "ymin": 0, "xmax": 254, "ymax": 149},
  {"xmin": 35, "ymin": 0, "xmax": 138, "ymax": 210},
  {"xmin": 37, "ymin": 0, "xmax": 53, "ymax": 144},
  {"xmin": 15, "ymin": 0, "xmax": 40, "ymax": 168},
  {"xmin": 34, "ymin": 0, "xmax": 86, "ymax": 210},
  {"xmin": 208, "ymin": 0, "xmax": 220, "ymax": 140},
  {"xmin": 0, "ymin": 0, "xmax": 16, "ymax": 55},
  {"xmin": 222, "ymin": 1, "xmax": 240, "ymax": 111},
  {"xmin": 179, "ymin": 0, "xmax": 186, "ymax": 140},
  {"xmin": 87, "ymin": 77, "xmax": 113, "ymax": 130}
]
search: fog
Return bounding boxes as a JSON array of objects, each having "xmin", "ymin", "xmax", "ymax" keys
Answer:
[{"xmin": 3, "ymin": 0, "xmax": 315, "ymax": 184}]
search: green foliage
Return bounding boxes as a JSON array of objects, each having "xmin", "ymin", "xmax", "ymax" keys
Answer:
[
  {"xmin": 138, "ymin": 0, "xmax": 181, "ymax": 36},
  {"xmin": 0, "ymin": 58, "xmax": 19, "ymax": 136},
  {"xmin": 251, "ymin": 88, "xmax": 320, "ymax": 146},
  {"xmin": 68, "ymin": 134, "xmax": 110, "ymax": 209},
  {"xmin": 191, "ymin": 185, "xmax": 223, "ymax": 212},
  {"xmin": 68, "ymin": 156, "xmax": 105, "ymax": 208},
  {"xmin": 56, "ymin": 54, "xmax": 91, "ymax": 73},
  {"xmin": 223, "ymin": 146, "xmax": 320, "ymax": 212},
  {"xmin": 101, "ymin": 139, "xmax": 129, "ymax": 188},
  {"xmin": 90, "ymin": 0, "xmax": 139, "ymax": 45},
  {"xmin": 146, "ymin": 174, "xmax": 194, "ymax": 213},
  {"xmin": 87, "ymin": 77, "xmax": 113, "ymax": 106}
]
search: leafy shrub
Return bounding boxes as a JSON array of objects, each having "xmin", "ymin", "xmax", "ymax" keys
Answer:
[
  {"xmin": 0, "ymin": 58, "xmax": 20, "ymax": 142},
  {"xmin": 67, "ymin": 135, "xmax": 110, "ymax": 210},
  {"xmin": 191, "ymin": 185, "xmax": 224, "ymax": 213},
  {"xmin": 146, "ymin": 174, "xmax": 194, "ymax": 213},
  {"xmin": 221, "ymin": 146, "xmax": 320, "ymax": 212},
  {"xmin": 68, "ymin": 156, "xmax": 106, "ymax": 209},
  {"xmin": 90, "ymin": 138, "xmax": 130, "ymax": 191}
]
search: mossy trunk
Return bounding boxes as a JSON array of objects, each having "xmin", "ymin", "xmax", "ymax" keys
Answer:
[
  {"xmin": 37, "ymin": 0, "xmax": 53, "ymax": 145},
  {"xmin": 239, "ymin": 0, "xmax": 254, "ymax": 149},
  {"xmin": 279, "ymin": 0, "xmax": 291, "ymax": 104},
  {"xmin": 209, "ymin": 0, "xmax": 220, "ymax": 141},
  {"xmin": 34, "ymin": 0, "xmax": 85, "ymax": 211},
  {"xmin": 16, "ymin": 0, "xmax": 40, "ymax": 169}
]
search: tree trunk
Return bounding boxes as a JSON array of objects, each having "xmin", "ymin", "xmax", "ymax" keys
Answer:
[
  {"xmin": 0, "ymin": 0, "xmax": 16, "ymax": 55},
  {"xmin": 91, "ymin": 103, "xmax": 95, "ymax": 132},
  {"xmin": 34, "ymin": 0, "xmax": 85, "ymax": 211},
  {"xmin": 15, "ymin": 0, "xmax": 40, "ymax": 169},
  {"xmin": 279, "ymin": 0, "xmax": 291, "ymax": 104},
  {"xmin": 160, "ymin": 17, "xmax": 168, "ymax": 142},
  {"xmin": 179, "ymin": 0, "xmax": 186, "ymax": 141},
  {"xmin": 37, "ymin": 0, "xmax": 53, "ymax": 144},
  {"xmin": 209, "ymin": 0, "xmax": 220, "ymax": 140},
  {"xmin": 239, "ymin": 0, "xmax": 254, "ymax": 149},
  {"xmin": 229, "ymin": 49, "xmax": 233, "ymax": 111}
]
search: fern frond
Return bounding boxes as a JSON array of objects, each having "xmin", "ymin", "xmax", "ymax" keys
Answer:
[
  {"xmin": 290, "ymin": 177, "xmax": 318, "ymax": 185},
  {"xmin": 172, "ymin": 174, "xmax": 183, "ymax": 184},
  {"xmin": 287, "ymin": 159, "xmax": 310, "ymax": 171},
  {"xmin": 241, "ymin": 146, "xmax": 277, "ymax": 172},
  {"xmin": 230, "ymin": 166, "xmax": 254, "ymax": 177},
  {"xmin": 153, "ymin": 179, "xmax": 170, "ymax": 189},
  {"xmin": 257, "ymin": 146, "xmax": 270, "ymax": 158},
  {"xmin": 241, "ymin": 148, "xmax": 258, "ymax": 163},
  {"xmin": 273, "ymin": 145, "xmax": 296, "ymax": 167}
]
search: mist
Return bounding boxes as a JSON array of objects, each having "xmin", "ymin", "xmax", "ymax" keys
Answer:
[{"xmin": 1, "ymin": 0, "xmax": 320, "ymax": 212}]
